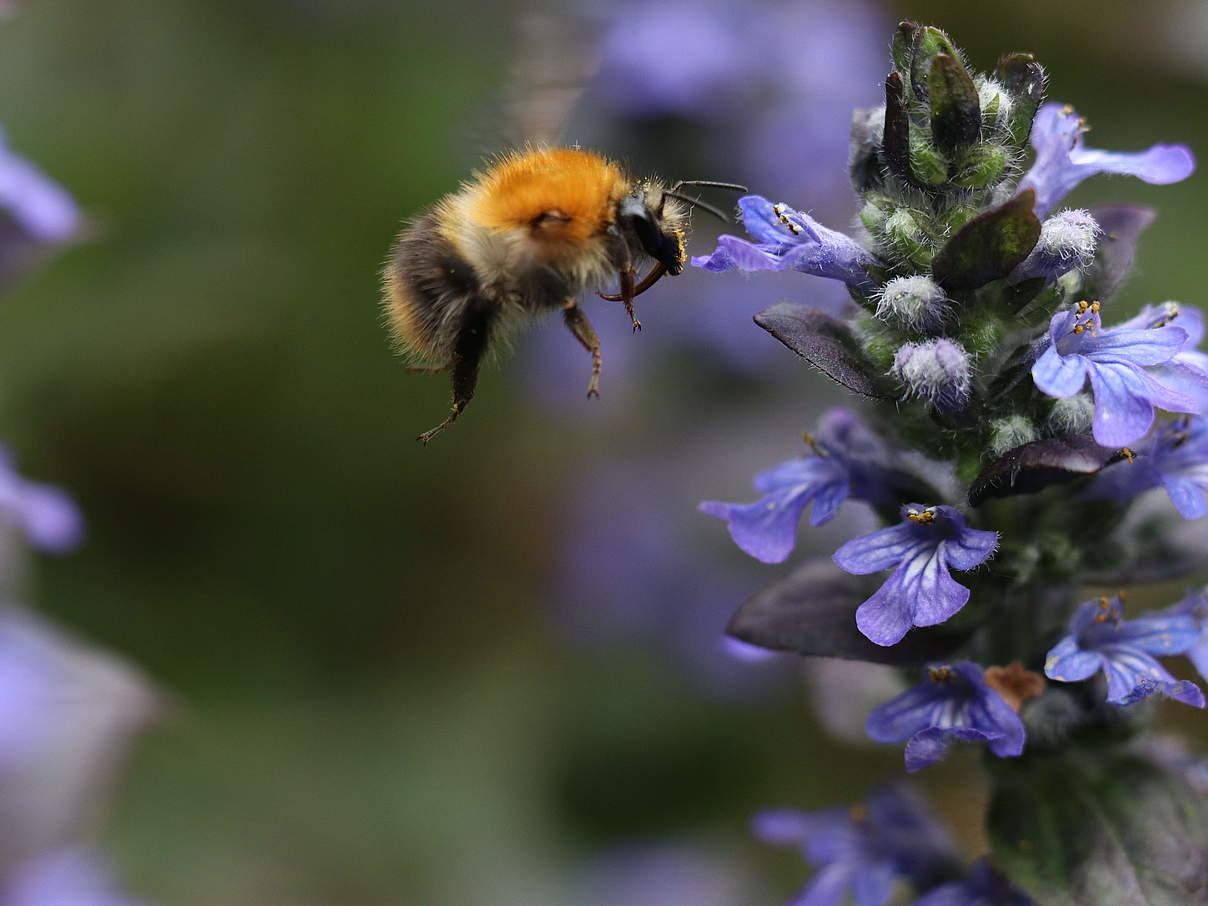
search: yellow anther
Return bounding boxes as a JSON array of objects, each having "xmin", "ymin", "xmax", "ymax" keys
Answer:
[
  {"xmin": 907, "ymin": 508, "xmax": 936, "ymax": 525},
  {"xmin": 1098, "ymin": 597, "xmax": 1110, "ymax": 608},
  {"xmin": 1121, "ymin": 447, "xmax": 1135, "ymax": 464},
  {"xmin": 1062, "ymin": 104, "xmax": 1075, "ymax": 115},
  {"xmin": 1073, "ymin": 324, "xmax": 1085, "ymax": 335},
  {"xmin": 927, "ymin": 666, "xmax": 953, "ymax": 684}
]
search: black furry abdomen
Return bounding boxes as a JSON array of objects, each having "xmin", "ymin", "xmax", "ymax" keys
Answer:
[{"xmin": 383, "ymin": 210, "xmax": 483, "ymax": 363}]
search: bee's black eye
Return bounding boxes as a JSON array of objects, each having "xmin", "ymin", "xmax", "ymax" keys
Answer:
[{"xmin": 618, "ymin": 196, "xmax": 680, "ymax": 270}]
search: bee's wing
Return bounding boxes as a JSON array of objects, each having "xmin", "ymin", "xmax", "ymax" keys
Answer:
[{"xmin": 462, "ymin": 10, "xmax": 603, "ymax": 161}]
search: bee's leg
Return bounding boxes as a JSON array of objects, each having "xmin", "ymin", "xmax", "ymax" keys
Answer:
[
  {"xmin": 417, "ymin": 301, "xmax": 493, "ymax": 443},
  {"xmin": 599, "ymin": 268, "xmax": 641, "ymax": 331},
  {"xmin": 562, "ymin": 299, "xmax": 602, "ymax": 398},
  {"xmin": 618, "ymin": 268, "xmax": 641, "ymax": 333}
]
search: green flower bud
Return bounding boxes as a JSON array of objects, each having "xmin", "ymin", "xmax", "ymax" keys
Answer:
[
  {"xmin": 989, "ymin": 415, "xmax": 1039, "ymax": 457},
  {"xmin": 884, "ymin": 208, "xmax": 934, "ymax": 270},
  {"xmin": 909, "ymin": 132, "xmax": 948, "ymax": 186},
  {"xmin": 954, "ymin": 143, "xmax": 1010, "ymax": 189}
]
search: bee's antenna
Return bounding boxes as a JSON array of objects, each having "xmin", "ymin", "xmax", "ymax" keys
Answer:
[
  {"xmin": 670, "ymin": 180, "xmax": 748, "ymax": 194},
  {"xmin": 664, "ymin": 191, "xmax": 731, "ymax": 224}
]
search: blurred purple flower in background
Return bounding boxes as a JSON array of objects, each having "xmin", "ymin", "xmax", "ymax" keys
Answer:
[
  {"xmin": 2, "ymin": 847, "xmax": 147, "ymax": 906},
  {"xmin": 0, "ymin": 448, "xmax": 83, "ymax": 554},
  {"xmin": 0, "ymin": 127, "xmax": 79, "ymax": 293},
  {"xmin": 0, "ymin": 607, "xmax": 156, "ymax": 901},
  {"xmin": 754, "ymin": 785, "xmax": 957, "ymax": 906},
  {"xmin": 910, "ymin": 858, "xmax": 1033, "ymax": 906},
  {"xmin": 572, "ymin": 843, "xmax": 759, "ymax": 906}
]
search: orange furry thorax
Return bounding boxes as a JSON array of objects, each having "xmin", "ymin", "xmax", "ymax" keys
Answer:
[{"xmin": 470, "ymin": 148, "xmax": 627, "ymax": 244}]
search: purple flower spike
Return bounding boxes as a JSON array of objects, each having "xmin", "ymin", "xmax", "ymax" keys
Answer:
[
  {"xmin": 1044, "ymin": 596, "xmax": 1205, "ymax": 707},
  {"xmin": 833, "ymin": 505, "xmax": 998, "ymax": 647},
  {"xmin": 1031, "ymin": 302, "xmax": 1199, "ymax": 447},
  {"xmin": 700, "ymin": 408, "xmax": 889, "ymax": 564},
  {"xmin": 754, "ymin": 785, "xmax": 956, "ymax": 906},
  {"xmin": 910, "ymin": 857, "xmax": 1033, "ymax": 906},
  {"xmin": 0, "ymin": 447, "xmax": 84, "ymax": 552},
  {"xmin": 1019, "ymin": 103, "xmax": 1196, "ymax": 217},
  {"xmin": 866, "ymin": 662, "xmax": 1026, "ymax": 772},
  {"xmin": 692, "ymin": 195, "xmax": 876, "ymax": 292}
]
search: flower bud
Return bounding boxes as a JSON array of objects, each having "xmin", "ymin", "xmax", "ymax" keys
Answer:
[
  {"xmin": 891, "ymin": 338, "xmax": 972, "ymax": 411},
  {"xmin": 1047, "ymin": 394, "xmax": 1095, "ymax": 434},
  {"xmin": 883, "ymin": 208, "xmax": 933, "ymax": 269},
  {"xmin": 989, "ymin": 415, "xmax": 1038, "ymax": 456},
  {"xmin": 1012, "ymin": 209, "xmax": 1100, "ymax": 282},
  {"xmin": 875, "ymin": 275, "xmax": 949, "ymax": 332},
  {"xmin": 976, "ymin": 77, "xmax": 1014, "ymax": 130},
  {"xmin": 953, "ymin": 142, "xmax": 1010, "ymax": 188},
  {"xmin": 908, "ymin": 132, "xmax": 948, "ymax": 185}
]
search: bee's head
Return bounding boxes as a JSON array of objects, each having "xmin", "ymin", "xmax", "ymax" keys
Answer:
[{"xmin": 616, "ymin": 185, "xmax": 688, "ymax": 276}]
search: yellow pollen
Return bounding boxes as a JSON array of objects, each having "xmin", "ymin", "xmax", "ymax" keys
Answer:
[
  {"xmin": 907, "ymin": 508, "xmax": 936, "ymax": 525},
  {"xmin": 1061, "ymin": 104, "xmax": 1075, "ymax": 115},
  {"xmin": 1121, "ymin": 447, "xmax": 1135, "ymax": 464}
]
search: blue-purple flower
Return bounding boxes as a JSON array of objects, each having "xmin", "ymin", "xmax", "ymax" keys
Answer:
[
  {"xmin": 0, "ymin": 446, "xmax": 83, "ymax": 553},
  {"xmin": 1, "ymin": 847, "xmax": 148, "ymax": 906},
  {"xmin": 1018, "ymin": 103, "xmax": 1195, "ymax": 217},
  {"xmin": 865, "ymin": 662, "xmax": 1026, "ymax": 772},
  {"xmin": 1160, "ymin": 588, "xmax": 1208, "ymax": 686},
  {"xmin": 910, "ymin": 858, "xmax": 1033, "ymax": 906},
  {"xmin": 1031, "ymin": 302, "xmax": 1199, "ymax": 447},
  {"xmin": 692, "ymin": 196, "xmax": 876, "ymax": 292},
  {"xmin": 1090, "ymin": 415, "xmax": 1208, "ymax": 518},
  {"xmin": 754, "ymin": 785, "xmax": 956, "ymax": 906},
  {"xmin": 1119, "ymin": 302, "xmax": 1208, "ymax": 410},
  {"xmin": 0, "ymin": 126, "xmax": 79, "ymax": 290},
  {"xmin": 700, "ymin": 408, "xmax": 891, "ymax": 563},
  {"xmin": 833, "ymin": 505, "xmax": 998, "ymax": 647},
  {"xmin": 1044, "ymin": 596, "xmax": 1204, "ymax": 707}
]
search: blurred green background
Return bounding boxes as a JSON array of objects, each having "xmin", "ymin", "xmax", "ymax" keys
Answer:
[{"xmin": 1, "ymin": 0, "xmax": 1207, "ymax": 903}]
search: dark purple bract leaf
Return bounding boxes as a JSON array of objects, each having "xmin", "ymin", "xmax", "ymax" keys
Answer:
[
  {"xmin": 754, "ymin": 303, "xmax": 893, "ymax": 399},
  {"xmin": 727, "ymin": 558, "xmax": 970, "ymax": 665},
  {"xmin": 970, "ymin": 435, "xmax": 1124, "ymax": 506},
  {"xmin": 932, "ymin": 190, "xmax": 1042, "ymax": 291}
]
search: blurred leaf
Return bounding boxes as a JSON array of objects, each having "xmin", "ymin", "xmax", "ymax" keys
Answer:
[
  {"xmin": 970, "ymin": 435, "xmax": 1124, "ymax": 506},
  {"xmin": 727, "ymin": 558, "xmax": 970, "ymax": 665},
  {"xmin": 754, "ymin": 303, "xmax": 894, "ymax": 399},
  {"xmin": 989, "ymin": 750, "xmax": 1208, "ymax": 905},
  {"xmin": 932, "ymin": 190, "xmax": 1041, "ymax": 291}
]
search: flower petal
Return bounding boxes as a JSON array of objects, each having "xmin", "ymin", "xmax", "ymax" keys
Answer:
[
  {"xmin": 1032, "ymin": 345, "xmax": 1088, "ymax": 398},
  {"xmin": 1086, "ymin": 361, "xmax": 1160, "ymax": 446},
  {"xmin": 940, "ymin": 526, "xmax": 998, "ymax": 571},
  {"xmin": 1162, "ymin": 472, "xmax": 1208, "ymax": 519},
  {"xmin": 833, "ymin": 524, "xmax": 923, "ymax": 575},
  {"xmin": 865, "ymin": 681, "xmax": 948, "ymax": 743},
  {"xmin": 904, "ymin": 726, "xmax": 992, "ymax": 772},
  {"xmin": 1044, "ymin": 634, "xmax": 1104, "ymax": 683},
  {"xmin": 699, "ymin": 484, "xmax": 818, "ymax": 564}
]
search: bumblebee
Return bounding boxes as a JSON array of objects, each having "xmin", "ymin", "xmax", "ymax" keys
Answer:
[{"xmin": 382, "ymin": 146, "xmax": 743, "ymax": 442}]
